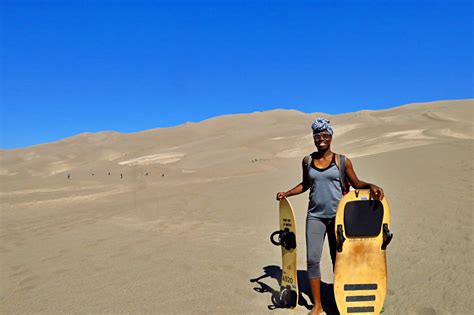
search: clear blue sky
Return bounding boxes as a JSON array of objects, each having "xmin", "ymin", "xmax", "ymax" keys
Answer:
[{"xmin": 1, "ymin": 0, "xmax": 472, "ymax": 149}]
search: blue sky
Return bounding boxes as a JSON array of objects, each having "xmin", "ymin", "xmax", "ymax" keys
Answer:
[{"xmin": 1, "ymin": 0, "xmax": 472, "ymax": 149}]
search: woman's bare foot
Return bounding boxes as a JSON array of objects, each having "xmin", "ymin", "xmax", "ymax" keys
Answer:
[{"xmin": 308, "ymin": 304, "xmax": 326, "ymax": 315}]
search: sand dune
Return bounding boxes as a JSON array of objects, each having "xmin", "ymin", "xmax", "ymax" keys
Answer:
[{"xmin": 0, "ymin": 99, "xmax": 473, "ymax": 314}]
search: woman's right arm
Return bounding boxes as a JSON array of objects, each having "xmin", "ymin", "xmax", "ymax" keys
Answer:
[{"xmin": 276, "ymin": 157, "xmax": 311, "ymax": 200}]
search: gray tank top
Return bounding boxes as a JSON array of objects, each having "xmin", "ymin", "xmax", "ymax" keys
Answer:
[{"xmin": 307, "ymin": 154, "xmax": 343, "ymax": 219}]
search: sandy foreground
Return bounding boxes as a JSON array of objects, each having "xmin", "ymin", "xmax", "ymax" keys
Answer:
[{"xmin": 1, "ymin": 100, "xmax": 473, "ymax": 314}]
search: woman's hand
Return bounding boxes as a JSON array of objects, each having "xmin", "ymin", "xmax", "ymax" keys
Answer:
[
  {"xmin": 369, "ymin": 184, "xmax": 384, "ymax": 200},
  {"xmin": 276, "ymin": 192, "xmax": 287, "ymax": 200}
]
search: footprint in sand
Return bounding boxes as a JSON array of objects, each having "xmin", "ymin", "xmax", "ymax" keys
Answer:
[
  {"xmin": 10, "ymin": 265, "xmax": 24, "ymax": 271},
  {"xmin": 17, "ymin": 275, "xmax": 39, "ymax": 292},
  {"xmin": 134, "ymin": 238, "xmax": 152, "ymax": 245},
  {"xmin": 107, "ymin": 245, "xmax": 132, "ymax": 259},
  {"xmin": 52, "ymin": 268, "xmax": 70, "ymax": 275},
  {"xmin": 134, "ymin": 253, "xmax": 152, "ymax": 261},
  {"xmin": 42, "ymin": 254, "xmax": 63, "ymax": 263},
  {"xmin": 9, "ymin": 268, "xmax": 29, "ymax": 278},
  {"xmin": 84, "ymin": 237, "xmax": 111, "ymax": 248},
  {"xmin": 408, "ymin": 307, "xmax": 452, "ymax": 315},
  {"xmin": 0, "ymin": 246, "xmax": 11, "ymax": 253},
  {"xmin": 41, "ymin": 249, "xmax": 72, "ymax": 263},
  {"xmin": 109, "ymin": 251, "xmax": 128, "ymax": 259}
]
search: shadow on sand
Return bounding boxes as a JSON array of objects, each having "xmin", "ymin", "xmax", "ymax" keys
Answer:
[{"xmin": 250, "ymin": 265, "xmax": 339, "ymax": 314}]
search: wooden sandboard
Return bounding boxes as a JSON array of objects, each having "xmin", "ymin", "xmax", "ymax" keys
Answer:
[
  {"xmin": 270, "ymin": 197, "xmax": 299, "ymax": 309},
  {"xmin": 334, "ymin": 190, "xmax": 393, "ymax": 314}
]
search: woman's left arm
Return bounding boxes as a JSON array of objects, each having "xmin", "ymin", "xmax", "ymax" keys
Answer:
[{"xmin": 345, "ymin": 157, "xmax": 384, "ymax": 200}]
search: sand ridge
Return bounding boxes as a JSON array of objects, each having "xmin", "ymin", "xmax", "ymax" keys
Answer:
[{"xmin": 117, "ymin": 152, "xmax": 185, "ymax": 165}]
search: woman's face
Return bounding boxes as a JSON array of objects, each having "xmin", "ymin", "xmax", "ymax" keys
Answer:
[{"xmin": 313, "ymin": 131, "xmax": 332, "ymax": 150}]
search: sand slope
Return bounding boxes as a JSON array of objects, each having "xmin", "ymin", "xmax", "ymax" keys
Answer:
[{"xmin": 1, "ymin": 99, "xmax": 473, "ymax": 314}]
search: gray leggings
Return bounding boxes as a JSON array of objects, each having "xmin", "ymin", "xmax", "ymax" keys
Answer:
[{"xmin": 306, "ymin": 217, "xmax": 337, "ymax": 279}]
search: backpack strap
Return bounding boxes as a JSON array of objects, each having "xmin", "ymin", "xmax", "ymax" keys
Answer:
[
  {"xmin": 340, "ymin": 154, "xmax": 347, "ymax": 194},
  {"xmin": 303, "ymin": 154, "xmax": 314, "ymax": 191},
  {"xmin": 335, "ymin": 154, "xmax": 349, "ymax": 195},
  {"xmin": 303, "ymin": 155, "xmax": 312, "ymax": 173}
]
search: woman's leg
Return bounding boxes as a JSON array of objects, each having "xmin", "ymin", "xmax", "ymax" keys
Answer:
[
  {"xmin": 309, "ymin": 277, "xmax": 323, "ymax": 314},
  {"xmin": 306, "ymin": 218, "xmax": 327, "ymax": 314},
  {"xmin": 326, "ymin": 218, "xmax": 337, "ymax": 269}
]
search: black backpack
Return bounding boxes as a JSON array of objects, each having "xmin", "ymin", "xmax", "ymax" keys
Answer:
[{"xmin": 303, "ymin": 153, "xmax": 351, "ymax": 195}]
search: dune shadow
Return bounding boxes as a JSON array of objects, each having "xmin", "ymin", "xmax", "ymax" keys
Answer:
[{"xmin": 250, "ymin": 265, "xmax": 339, "ymax": 314}]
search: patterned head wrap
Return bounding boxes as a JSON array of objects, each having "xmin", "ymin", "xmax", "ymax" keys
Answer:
[{"xmin": 311, "ymin": 118, "xmax": 333, "ymax": 135}]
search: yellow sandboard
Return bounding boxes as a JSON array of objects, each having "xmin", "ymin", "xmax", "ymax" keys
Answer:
[
  {"xmin": 270, "ymin": 197, "xmax": 299, "ymax": 309},
  {"xmin": 334, "ymin": 190, "xmax": 393, "ymax": 315}
]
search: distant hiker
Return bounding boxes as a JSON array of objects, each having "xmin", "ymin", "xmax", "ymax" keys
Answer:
[
  {"xmin": 120, "ymin": 173, "xmax": 123, "ymax": 179},
  {"xmin": 276, "ymin": 118, "xmax": 384, "ymax": 315},
  {"xmin": 67, "ymin": 173, "xmax": 71, "ymax": 179}
]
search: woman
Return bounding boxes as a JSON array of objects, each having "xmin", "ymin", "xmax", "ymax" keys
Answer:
[{"xmin": 276, "ymin": 118, "xmax": 384, "ymax": 315}]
